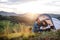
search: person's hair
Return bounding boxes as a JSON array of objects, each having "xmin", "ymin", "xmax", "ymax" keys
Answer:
[
  {"xmin": 41, "ymin": 20, "xmax": 48, "ymax": 27},
  {"xmin": 36, "ymin": 17, "xmax": 39, "ymax": 21}
]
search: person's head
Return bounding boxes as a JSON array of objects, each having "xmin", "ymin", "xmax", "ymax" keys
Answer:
[
  {"xmin": 36, "ymin": 18, "xmax": 40, "ymax": 24},
  {"xmin": 42, "ymin": 20, "xmax": 48, "ymax": 27}
]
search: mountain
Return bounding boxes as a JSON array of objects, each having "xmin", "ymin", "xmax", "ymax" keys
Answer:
[
  {"xmin": 0, "ymin": 11, "xmax": 60, "ymax": 25},
  {"xmin": 0, "ymin": 11, "xmax": 18, "ymax": 16},
  {"xmin": 0, "ymin": 11, "xmax": 60, "ymax": 18},
  {"xmin": 48, "ymin": 14, "xmax": 60, "ymax": 18}
]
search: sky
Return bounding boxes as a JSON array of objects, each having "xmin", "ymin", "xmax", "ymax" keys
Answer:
[{"xmin": 0, "ymin": 0, "xmax": 60, "ymax": 14}]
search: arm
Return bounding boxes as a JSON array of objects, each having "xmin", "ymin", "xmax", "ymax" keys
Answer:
[
  {"xmin": 32, "ymin": 22, "xmax": 40, "ymax": 32},
  {"xmin": 45, "ymin": 20, "xmax": 56, "ymax": 30}
]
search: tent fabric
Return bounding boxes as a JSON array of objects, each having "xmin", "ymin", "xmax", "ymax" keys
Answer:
[
  {"xmin": 38, "ymin": 14, "xmax": 60, "ymax": 30},
  {"xmin": 52, "ymin": 18, "xmax": 60, "ymax": 30}
]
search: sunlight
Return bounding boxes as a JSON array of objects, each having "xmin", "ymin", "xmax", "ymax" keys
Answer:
[{"xmin": 25, "ymin": 13, "xmax": 38, "ymax": 20}]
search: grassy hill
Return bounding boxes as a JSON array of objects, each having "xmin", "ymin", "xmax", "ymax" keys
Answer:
[{"xmin": 0, "ymin": 11, "xmax": 60, "ymax": 40}]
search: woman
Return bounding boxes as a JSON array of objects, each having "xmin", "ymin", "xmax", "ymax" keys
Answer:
[{"xmin": 40, "ymin": 20, "xmax": 51, "ymax": 32}]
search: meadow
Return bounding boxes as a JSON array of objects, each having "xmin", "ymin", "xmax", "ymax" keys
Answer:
[{"xmin": 0, "ymin": 15, "xmax": 60, "ymax": 40}]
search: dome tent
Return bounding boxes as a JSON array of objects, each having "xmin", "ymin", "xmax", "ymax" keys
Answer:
[{"xmin": 36, "ymin": 14, "xmax": 56, "ymax": 30}]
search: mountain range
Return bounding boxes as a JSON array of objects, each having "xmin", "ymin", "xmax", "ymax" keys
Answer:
[
  {"xmin": 0, "ymin": 11, "xmax": 60, "ymax": 18},
  {"xmin": 0, "ymin": 11, "xmax": 60, "ymax": 25}
]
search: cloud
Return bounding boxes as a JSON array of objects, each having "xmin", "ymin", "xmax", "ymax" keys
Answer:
[
  {"xmin": 0, "ymin": 0, "xmax": 60, "ymax": 14},
  {"xmin": 0, "ymin": 0, "xmax": 8, "ymax": 2},
  {"xmin": 46, "ymin": 0, "xmax": 60, "ymax": 6},
  {"xmin": 9, "ymin": 0, "xmax": 20, "ymax": 2},
  {"xmin": 0, "ymin": 0, "xmax": 36, "ymax": 4},
  {"xmin": 8, "ymin": 0, "xmax": 36, "ymax": 2}
]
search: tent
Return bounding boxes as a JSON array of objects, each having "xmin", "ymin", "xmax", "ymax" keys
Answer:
[{"xmin": 52, "ymin": 18, "xmax": 60, "ymax": 29}]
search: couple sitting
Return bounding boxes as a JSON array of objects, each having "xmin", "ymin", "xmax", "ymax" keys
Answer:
[{"xmin": 33, "ymin": 15, "xmax": 55, "ymax": 32}]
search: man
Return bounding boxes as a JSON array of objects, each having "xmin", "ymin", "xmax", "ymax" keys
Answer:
[{"xmin": 32, "ymin": 14, "xmax": 55, "ymax": 32}]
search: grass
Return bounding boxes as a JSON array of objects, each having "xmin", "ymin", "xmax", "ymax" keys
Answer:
[
  {"xmin": 0, "ymin": 20, "xmax": 35, "ymax": 39},
  {"xmin": 0, "ymin": 20, "xmax": 60, "ymax": 40}
]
